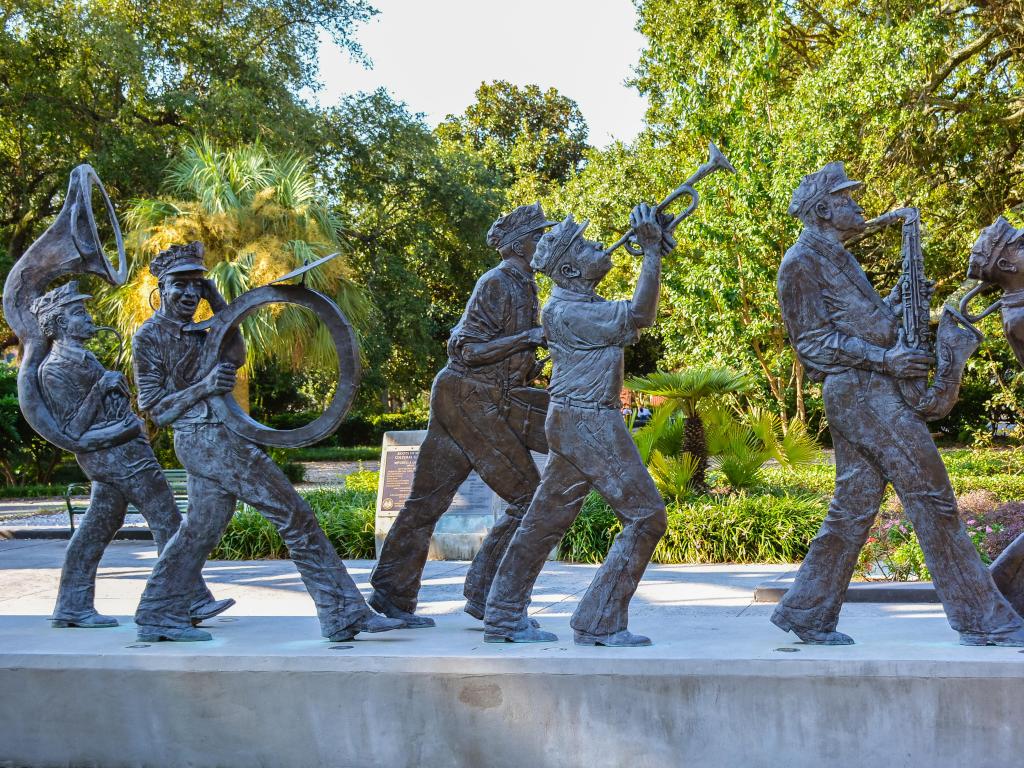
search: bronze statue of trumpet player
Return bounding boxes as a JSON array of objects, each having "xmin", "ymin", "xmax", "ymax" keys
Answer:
[
  {"xmin": 772, "ymin": 162, "xmax": 1024, "ymax": 647},
  {"xmin": 483, "ymin": 142, "xmax": 735, "ymax": 647}
]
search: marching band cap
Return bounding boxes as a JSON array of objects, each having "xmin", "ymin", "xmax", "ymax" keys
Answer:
[
  {"xmin": 787, "ymin": 161, "xmax": 863, "ymax": 218},
  {"xmin": 29, "ymin": 280, "xmax": 92, "ymax": 325},
  {"xmin": 530, "ymin": 214, "xmax": 590, "ymax": 275},
  {"xmin": 150, "ymin": 241, "xmax": 207, "ymax": 279},
  {"xmin": 486, "ymin": 203, "xmax": 558, "ymax": 250},
  {"xmin": 969, "ymin": 216, "xmax": 1024, "ymax": 278}
]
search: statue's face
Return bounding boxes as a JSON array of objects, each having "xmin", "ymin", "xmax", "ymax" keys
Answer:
[
  {"xmin": 968, "ymin": 238, "xmax": 1023, "ymax": 291},
  {"xmin": 570, "ymin": 236, "xmax": 612, "ymax": 283},
  {"xmin": 826, "ymin": 191, "xmax": 866, "ymax": 239},
  {"xmin": 160, "ymin": 272, "xmax": 204, "ymax": 322},
  {"xmin": 59, "ymin": 301, "xmax": 96, "ymax": 341},
  {"xmin": 520, "ymin": 229, "xmax": 545, "ymax": 262}
]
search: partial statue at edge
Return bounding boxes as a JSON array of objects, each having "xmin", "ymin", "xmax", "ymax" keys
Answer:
[{"xmin": 772, "ymin": 162, "xmax": 1024, "ymax": 646}]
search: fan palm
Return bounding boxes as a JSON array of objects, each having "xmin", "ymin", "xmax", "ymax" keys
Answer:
[
  {"xmin": 97, "ymin": 137, "xmax": 371, "ymax": 409},
  {"xmin": 626, "ymin": 368, "xmax": 750, "ymax": 490}
]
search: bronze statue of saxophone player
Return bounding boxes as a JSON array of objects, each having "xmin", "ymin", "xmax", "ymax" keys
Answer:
[{"xmin": 773, "ymin": 162, "xmax": 1024, "ymax": 646}]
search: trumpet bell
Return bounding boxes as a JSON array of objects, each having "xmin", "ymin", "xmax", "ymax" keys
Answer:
[{"xmin": 707, "ymin": 141, "xmax": 737, "ymax": 176}]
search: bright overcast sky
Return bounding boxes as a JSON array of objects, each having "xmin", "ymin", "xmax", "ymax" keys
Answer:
[{"xmin": 311, "ymin": 0, "xmax": 649, "ymax": 147}]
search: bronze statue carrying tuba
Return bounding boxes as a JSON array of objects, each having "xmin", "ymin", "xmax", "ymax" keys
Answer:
[
  {"xmin": 2, "ymin": 164, "xmax": 130, "ymax": 452},
  {"xmin": 862, "ymin": 206, "xmax": 983, "ymax": 420}
]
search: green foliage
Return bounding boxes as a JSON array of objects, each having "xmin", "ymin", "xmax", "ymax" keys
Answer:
[
  {"xmin": 286, "ymin": 446, "xmax": 380, "ymax": 462},
  {"xmin": 627, "ymin": 368, "xmax": 750, "ymax": 418},
  {"xmin": 648, "ymin": 450, "xmax": 700, "ymax": 503},
  {"xmin": 558, "ymin": 490, "xmax": 826, "ymax": 564},
  {"xmin": 317, "ymin": 90, "xmax": 506, "ymax": 408},
  {"xmin": 557, "ymin": 493, "xmax": 622, "ymax": 564},
  {"xmin": 436, "ymin": 80, "xmax": 589, "ymax": 204},
  {"xmin": 210, "ymin": 486, "xmax": 375, "ymax": 560},
  {"xmin": 0, "ymin": 0, "xmax": 374, "ymax": 270},
  {"xmin": 0, "ymin": 363, "xmax": 67, "ymax": 486},
  {"xmin": 0, "ymin": 483, "xmax": 69, "ymax": 499}
]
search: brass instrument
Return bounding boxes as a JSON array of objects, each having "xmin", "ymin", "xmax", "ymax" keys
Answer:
[
  {"xmin": 864, "ymin": 207, "xmax": 983, "ymax": 420},
  {"xmin": 605, "ymin": 141, "xmax": 736, "ymax": 257},
  {"xmin": 185, "ymin": 252, "xmax": 361, "ymax": 448},
  {"xmin": 1, "ymin": 165, "xmax": 128, "ymax": 452}
]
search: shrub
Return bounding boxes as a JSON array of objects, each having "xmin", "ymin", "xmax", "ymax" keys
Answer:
[
  {"xmin": 557, "ymin": 491, "xmax": 827, "ymax": 565},
  {"xmin": 210, "ymin": 486, "xmax": 375, "ymax": 560},
  {"xmin": 286, "ymin": 446, "xmax": 381, "ymax": 462}
]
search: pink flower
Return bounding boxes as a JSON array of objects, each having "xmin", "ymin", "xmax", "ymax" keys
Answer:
[{"xmin": 986, "ymin": 526, "xmax": 994, "ymax": 534}]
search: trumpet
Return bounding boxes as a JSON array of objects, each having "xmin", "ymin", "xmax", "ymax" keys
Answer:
[{"xmin": 605, "ymin": 141, "xmax": 736, "ymax": 256}]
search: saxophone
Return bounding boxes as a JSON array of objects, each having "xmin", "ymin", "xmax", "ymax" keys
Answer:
[{"xmin": 864, "ymin": 207, "xmax": 983, "ymax": 420}]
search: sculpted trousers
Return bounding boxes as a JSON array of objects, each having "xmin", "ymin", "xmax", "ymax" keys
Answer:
[
  {"xmin": 991, "ymin": 532, "xmax": 1024, "ymax": 617},
  {"xmin": 485, "ymin": 404, "xmax": 667, "ymax": 637},
  {"xmin": 774, "ymin": 369, "xmax": 1023, "ymax": 635},
  {"xmin": 135, "ymin": 424, "xmax": 371, "ymax": 635},
  {"xmin": 54, "ymin": 459, "xmax": 214, "ymax": 622},
  {"xmin": 370, "ymin": 368, "xmax": 542, "ymax": 613}
]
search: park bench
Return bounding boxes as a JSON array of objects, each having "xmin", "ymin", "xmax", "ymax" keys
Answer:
[{"xmin": 64, "ymin": 468, "xmax": 190, "ymax": 534}]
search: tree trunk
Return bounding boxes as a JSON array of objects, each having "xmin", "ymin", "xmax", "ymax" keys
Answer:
[{"xmin": 682, "ymin": 410, "xmax": 708, "ymax": 492}]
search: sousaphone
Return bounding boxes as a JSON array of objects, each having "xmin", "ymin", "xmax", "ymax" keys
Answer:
[{"xmin": 2, "ymin": 165, "xmax": 128, "ymax": 452}]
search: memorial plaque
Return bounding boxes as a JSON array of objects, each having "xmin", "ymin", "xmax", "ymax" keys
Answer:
[{"xmin": 374, "ymin": 430, "xmax": 545, "ymax": 560}]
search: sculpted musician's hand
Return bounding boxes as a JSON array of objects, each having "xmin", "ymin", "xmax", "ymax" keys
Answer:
[
  {"xmin": 202, "ymin": 363, "xmax": 237, "ymax": 397},
  {"xmin": 200, "ymin": 278, "xmax": 228, "ymax": 311},
  {"xmin": 99, "ymin": 370, "xmax": 130, "ymax": 397},
  {"xmin": 525, "ymin": 327, "xmax": 547, "ymax": 348},
  {"xmin": 883, "ymin": 330, "xmax": 932, "ymax": 379},
  {"xmin": 629, "ymin": 203, "xmax": 676, "ymax": 257}
]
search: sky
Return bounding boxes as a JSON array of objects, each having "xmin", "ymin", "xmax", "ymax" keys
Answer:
[{"xmin": 311, "ymin": 0, "xmax": 649, "ymax": 147}]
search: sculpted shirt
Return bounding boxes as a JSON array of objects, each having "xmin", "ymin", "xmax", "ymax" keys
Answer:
[
  {"xmin": 447, "ymin": 260, "xmax": 540, "ymax": 388},
  {"xmin": 777, "ymin": 229, "xmax": 900, "ymax": 382},
  {"xmin": 39, "ymin": 342, "xmax": 130, "ymax": 435},
  {"xmin": 38, "ymin": 342, "xmax": 157, "ymax": 481},
  {"xmin": 543, "ymin": 287, "xmax": 639, "ymax": 408},
  {"xmin": 133, "ymin": 313, "xmax": 218, "ymax": 429}
]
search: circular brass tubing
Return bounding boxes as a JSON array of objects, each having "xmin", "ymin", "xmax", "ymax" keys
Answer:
[{"xmin": 197, "ymin": 283, "xmax": 361, "ymax": 448}]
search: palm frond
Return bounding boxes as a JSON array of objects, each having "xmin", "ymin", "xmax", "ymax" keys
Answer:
[
  {"xmin": 649, "ymin": 449, "xmax": 700, "ymax": 503},
  {"xmin": 632, "ymin": 403, "xmax": 676, "ymax": 463},
  {"xmin": 626, "ymin": 368, "xmax": 750, "ymax": 415}
]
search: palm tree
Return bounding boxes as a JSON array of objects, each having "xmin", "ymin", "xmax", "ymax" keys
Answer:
[
  {"xmin": 626, "ymin": 368, "xmax": 750, "ymax": 491},
  {"xmin": 97, "ymin": 137, "xmax": 371, "ymax": 409}
]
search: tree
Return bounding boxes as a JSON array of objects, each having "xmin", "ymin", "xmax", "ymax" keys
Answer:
[
  {"xmin": 316, "ymin": 90, "xmax": 506, "ymax": 409},
  {"xmin": 0, "ymin": 0, "xmax": 374, "ymax": 265},
  {"xmin": 548, "ymin": 0, "xmax": 1024, "ymax": 428},
  {"xmin": 627, "ymin": 368, "xmax": 750, "ymax": 490},
  {"xmin": 98, "ymin": 138, "xmax": 370, "ymax": 408},
  {"xmin": 436, "ymin": 80, "xmax": 589, "ymax": 205}
]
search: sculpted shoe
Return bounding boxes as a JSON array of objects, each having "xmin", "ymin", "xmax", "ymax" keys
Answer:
[
  {"xmin": 771, "ymin": 614, "xmax": 854, "ymax": 645},
  {"xmin": 369, "ymin": 591, "xmax": 435, "ymax": 629},
  {"xmin": 574, "ymin": 629, "xmax": 652, "ymax": 647},
  {"xmin": 189, "ymin": 597, "xmax": 236, "ymax": 626},
  {"xmin": 959, "ymin": 627, "xmax": 1024, "ymax": 647},
  {"xmin": 136, "ymin": 625, "xmax": 212, "ymax": 642},
  {"xmin": 464, "ymin": 600, "xmax": 540, "ymax": 628},
  {"xmin": 51, "ymin": 612, "xmax": 119, "ymax": 628},
  {"xmin": 483, "ymin": 616, "xmax": 557, "ymax": 643},
  {"xmin": 328, "ymin": 613, "xmax": 407, "ymax": 641}
]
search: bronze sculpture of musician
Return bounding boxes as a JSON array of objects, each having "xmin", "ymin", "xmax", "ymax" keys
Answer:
[{"xmin": 772, "ymin": 162, "xmax": 1024, "ymax": 646}]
